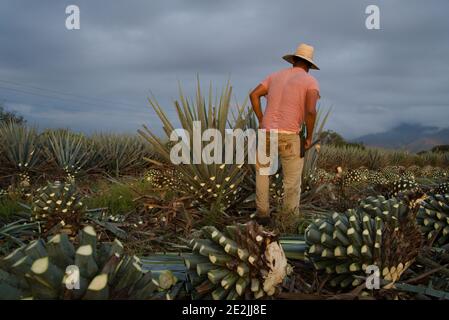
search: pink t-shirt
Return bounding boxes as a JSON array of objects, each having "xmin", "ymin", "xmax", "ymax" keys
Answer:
[{"xmin": 260, "ymin": 67, "xmax": 320, "ymax": 133}]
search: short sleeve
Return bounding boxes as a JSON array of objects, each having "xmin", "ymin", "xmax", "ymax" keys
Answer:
[
  {"xmin": 307, "ymin": 77, "xmax": 320, "ymax": 98},
  {"xmin": 260, "ymin": 74, "xmax": 272, "ymax": 90}
]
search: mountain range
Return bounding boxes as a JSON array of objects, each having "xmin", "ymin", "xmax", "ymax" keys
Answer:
[{"xmin": 352, "ymin": 123, "xmax": 449, "ymax": 153}]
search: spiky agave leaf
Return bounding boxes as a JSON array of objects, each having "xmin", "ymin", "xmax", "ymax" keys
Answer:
[
  {"xmin": 301, "ymin": 107, "xmax": 331, "ymax": 183},
  {"xmin": 91, "ymin": 133, "xmax": 151, "ymax": 177},
  {"xmin": 42, "ymin": 129, "xmax": 91, "ymax": 177},
  {"xmin": 365, "ymin": 148, "xmax": 387, "ymax": 170},
  {"xmin": 29, "ymin": 181, "xmax": 86, "ymax": 235},
  {"xmin": 417, "ymin": 193, "xmax": 449, "ymax": 246},
  {"xmin": 184, "ymin": 221, "xmax": 288, "ymax": 300},
  {"xmin": 304, "ymin": 196, "xmax": 422, "ymax": 289},
  {"xmin": 0, "ymin": 226, "xmax": 177, "ymax": 300},
  {"xmin": 0, "ymin": 122, "xmax": 40, "ymax": 176},
  {"xmin": 0, "ymin": 220, "xmax": 39, "ymax": 255}
]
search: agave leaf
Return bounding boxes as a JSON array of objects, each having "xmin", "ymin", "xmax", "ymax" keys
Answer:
[
  {"xmin": 0, "ymin": 122, "xmax": 40, "ymax": 173},
  {"xmin": 90, "ymin": 134, "xmax": 151, "ymax": 176},
  {"xmin": 42, "ymin": 129, "xmax": 92, "ymax": 175},
  {"xmin": 302, "ymin": 106, "xmax": 331, "ymax": 183},
  {"xmin": 0, "ymin": 219, "xmax": 39, "ymax": 254}
]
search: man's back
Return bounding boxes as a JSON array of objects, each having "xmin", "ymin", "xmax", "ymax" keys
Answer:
[{"xmin": 260, "ymin": 67, "xmax": 319, "ymax": 133}]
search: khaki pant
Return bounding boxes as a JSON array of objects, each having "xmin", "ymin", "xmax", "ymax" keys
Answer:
[{"xmin": 256, "ymin": 133, "xmax": 304, "ymax": 217}]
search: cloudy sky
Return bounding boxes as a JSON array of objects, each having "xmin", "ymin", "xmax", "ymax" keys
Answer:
[{"xmin": 1, "ymin": 0, "xmax": 448, "ymax": 138}]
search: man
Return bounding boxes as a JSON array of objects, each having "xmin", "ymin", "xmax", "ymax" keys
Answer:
[{"xmin": 249, "ymin": 43, "xmax": 320, "ymax": 226}]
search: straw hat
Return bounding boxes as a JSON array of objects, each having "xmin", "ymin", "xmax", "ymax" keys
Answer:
[{"xmin": 282, "ymin": 43, "xmax": 319, "ymax": 70}]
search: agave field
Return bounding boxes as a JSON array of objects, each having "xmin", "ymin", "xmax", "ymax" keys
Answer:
[{"xmin": 1, "ymin": 81, "xmax": 449, "ymax": 300}]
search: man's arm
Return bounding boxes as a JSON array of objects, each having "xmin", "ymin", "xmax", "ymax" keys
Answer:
[
  {"xmin": 249, "ymin": 84, "xmax": 268, "ymax": 126},
  {"xmin": 304, "ymin": 89, "xmax": 319, "ymax": 150}
]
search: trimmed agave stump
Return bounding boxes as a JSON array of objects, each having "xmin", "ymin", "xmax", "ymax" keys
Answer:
[
  {"xmin": 184, "ymin": 221, "xmax": 288, "ymax": 300},
  {"xmin": 0, "ymin": 226, "xmax": 173, "ymax": 300},
  {"xmin": 388, "ymin": 177, "xmax": 420, "ymax": 197},
  {"xmin": 417, "ymin": 193, "xmax": 449, "ymax": 246},
  {"xmin": 304, "ymin": 195, "xmax": 422, "ymax": 289},
  {"xmin": 434, "ymin": 182, "xmax": 449, "ymax": 195},
  {"xmin": 29, "ymin": 181, "xmax": 86, "ymax": 236}
]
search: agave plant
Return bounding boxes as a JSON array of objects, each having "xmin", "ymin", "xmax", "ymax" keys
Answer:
[
  {"xmin": 365, "ymin": 148, "xmax": 387, "ymax": 170},
  {"xmin": 0, "ymin": 226, "xmax": 178, "ymax": 300},
  {"xmin": 0, "ymin": 122, "xmax": 40, "ymax": 179},
  {"xmin": 321, "ymin": 145, "xmax": 365, "ymax": 171},
  {"xmin": 138, "ymin": 79, "xmax": 250, "ymax": 210},
  {"xmin": 183, "ymin": 221, "xmax": 288, "ymax": 299},
  {"xmin": 91, "ymin": 134, "xmax": 151, "ymax": 177},
  {"xmin": 381, "ymin": 166, "xmax": 403, "ymax": 182},
  {"xmin": 340, "ymin": 168, "xmax": 368, "ymax": 187},
  {"xmin": 428, "ymin": 167, "xmax": 448, "ymax": 181},
  {"xmin": 41, "ymin": 129, "xmax": 92, "ymax": 179},
  {"xmin": 301, "ymin": 107, "xmax": 331, "ymax": 185},
  {"xmin": 417, "ymin": 193, "xmax": 449, "ymax": 246},
  {"xmin": 303, "ymin": 195, "xmax": 422, "ymax": 289},
  {"xmin": 388, "ymin": 177, "xmax": 420, "ymax": 197},
  {"xmin": 434, "ymin": 182, "xmax": 449, "ymax": 195},
  {"xmin": 0, "ymin": 219, "xmax": 39, "ymax": 255},
  {"xmin": 405, "ymin": 165, "xmax": 421, "ymax": 177},
  {"xmin": 368, "ymin": 170, "xmax": 389, "ymax": 187},
  {"xmin": 140, "ymin": 254, "xmax": 191, "ymax": 300},
  {"xmin": 388, "ymin": 151, "xmax": 413, "ymax": 167},
  {"xmin": 27, "ymin": 181, "xmax": 86, "ymax": 236},
  {"xmin": 144, "ymin": 167, "xmax": 181, "ymax": 190}
]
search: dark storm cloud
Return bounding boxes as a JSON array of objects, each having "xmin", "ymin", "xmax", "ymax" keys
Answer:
[{"xmin": 1, "ymin": 0, "xmax": 448, "ymax": 137}]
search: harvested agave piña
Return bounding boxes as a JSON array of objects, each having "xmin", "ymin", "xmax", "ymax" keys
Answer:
[
  {"xmin": 340, "ymin": 169, "xmax": 366, "ymax": 187},
  {"xmin": 184, "ymin": 221, "xmax": 288, "ymax": 300},
  {"xmin": 434, "ymin": 182, "xmax": 449, "ymax": 195},
  {"xmin": 388, "ymin": 177, "xmax": 420, "ymax": 197},
  {"xmin": 381, "ymin": 166, "xmax": 403, "ymax": 181},
  {"xmin": 358, "ymin": 195, "xmax": 414, "ymax": 222},
  {"xmin": 0, "ymin": 226, "xmax": 177, "ymax": 300},
  {"xmin": 304, "ymin": 195, "xmax": 422, "ymax": 289},
  {"xmin": 29, "ymin": 181, "xmax": 85, "ymax": 235},
  {"xmin": 417, "ymin": 193, "xmax": 449, "ymax": 246}
]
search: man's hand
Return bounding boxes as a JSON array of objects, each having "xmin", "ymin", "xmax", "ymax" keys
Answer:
[
  {"xmin": 304, "ymin": 137, "xmax": 313, "ymax": 150},
  {"xmin": 304, "ymin": 89, "xmax": 319, "ymax": 151},
  {"xmin": 250, "ymin": 84, "xmax": 268, "ymax": 127}
]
